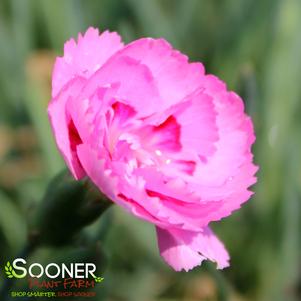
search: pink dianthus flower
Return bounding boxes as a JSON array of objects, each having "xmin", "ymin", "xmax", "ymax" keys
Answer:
[{"xmin": 48, "ymin": 28, "xmax": 257, "ymax": 271}]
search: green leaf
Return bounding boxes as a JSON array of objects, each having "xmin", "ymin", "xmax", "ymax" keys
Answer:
[
  {"xmin": 0, "ymin": 193, "xmax": 27, "ymax": 252},
  {"xmin": 4, "ymin": 261, "xmax": 15, "ymax": 278}
]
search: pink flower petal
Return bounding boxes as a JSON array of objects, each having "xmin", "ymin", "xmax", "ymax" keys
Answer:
[
  {"xmin": 52, "ymin": 28, "xmax": 123, "ymax": 97},
  {"xmin": 48, "ymin": 77, "xmax": 86, "ymax": 179},
  {"xmin": 76, "ymin": 143, "xmax": 119, "ymax": 205},
  {"xmin": 77, "ymin": 143, "xmax": 167, "ymax": 227},
  {"xmin": 174, "ymin": 89, "xmax": 218, "ymax": 158},
  {"xmin": 76, "ymin": 55, "xmax": 161, "ymax": 118},
  {"xmin": 119, "ymin": 38, "xmax": 205, "ymax": 108},
  {"xmin": 156, "ymin": 226, "xmax": 230, "ymax": 271}
]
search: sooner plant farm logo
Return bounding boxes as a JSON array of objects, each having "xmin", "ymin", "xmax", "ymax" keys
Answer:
[{"xmin": 3, "ymin": 258, "xmax": 104, "ymax": 298}]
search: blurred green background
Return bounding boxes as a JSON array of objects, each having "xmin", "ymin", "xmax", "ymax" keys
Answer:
[{"xmin": 0, "ymin": 0, "xmax": 301, "ymax": 300}]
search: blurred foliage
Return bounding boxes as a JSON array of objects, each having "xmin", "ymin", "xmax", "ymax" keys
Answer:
[{"xmin": 0, "ymin": 0, "xmax": 301, "ymax": 300}]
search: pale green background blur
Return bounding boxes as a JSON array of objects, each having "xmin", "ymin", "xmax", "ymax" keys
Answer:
[{"xmin": 0, "ymin": 0, "xmax": 301, "ymax": 300}]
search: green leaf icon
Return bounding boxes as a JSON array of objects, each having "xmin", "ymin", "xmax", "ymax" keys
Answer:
[
  {"xmin": 5, "ymin": 262, "xmax": 14, "ymax": 279},
  {"xmin": 93, "ymin": 276, "xmax": 104, "ymax": 283}
]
